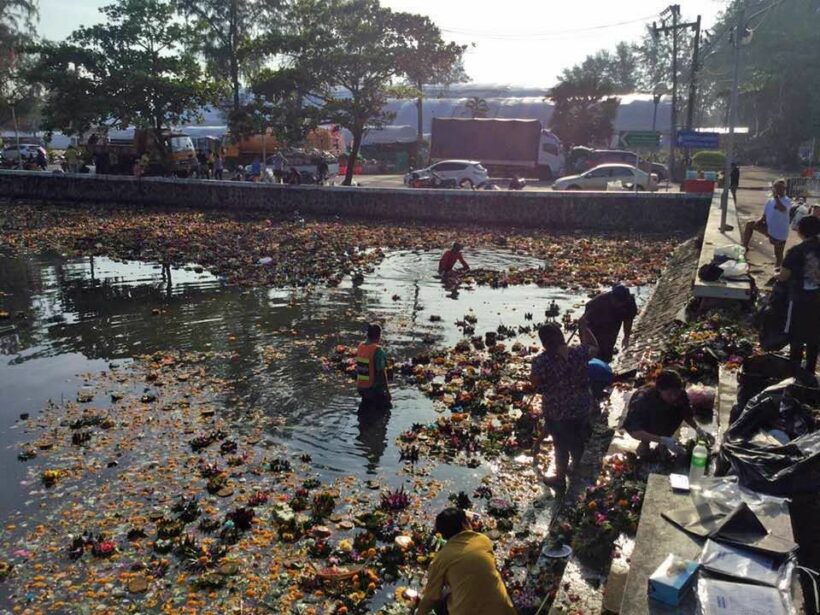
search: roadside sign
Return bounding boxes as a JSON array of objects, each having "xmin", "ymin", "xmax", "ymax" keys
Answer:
[
  {"xmin": 676, "ymin": 130, "xmax": 720, "ymax": 149},
  {"xmin": 619, "ymin": 131, "xmax": 661, "ymax": 148}
]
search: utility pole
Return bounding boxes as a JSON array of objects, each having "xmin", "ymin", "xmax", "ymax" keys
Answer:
[
  {"xmin": 671, "ymin": 6, "xmax": 678, "ymax": 180},
  {"xmin": 654, "ymin": 5, "xmax": 700, "ymax": 182},
  {"xmin": 720, "ymin": 6, "xmax": 746, "ymax": 231},
  {"xmin": 686, "ymin": 15, "xmax": 702, "ymax": 131}
]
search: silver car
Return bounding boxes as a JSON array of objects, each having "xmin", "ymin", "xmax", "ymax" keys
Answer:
[
  {"xmin": 553, "ymin": 163, "xmax": 658, "ymax": 191},
  {"xmin": 405, "ymin": 160, "xmax": 489, "ymax": 189}
]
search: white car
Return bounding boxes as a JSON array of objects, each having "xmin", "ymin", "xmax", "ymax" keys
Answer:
[
  {"xmin": 2, "ymin": 143, "xmax": 47, "ymax": 162},
  {"xmin": 404, "ymin": 160, "xmax": 489, "ymax": 188},
  {"xmin": 553, "ymin": 163, "xmax": 658, "ymax": 191}
]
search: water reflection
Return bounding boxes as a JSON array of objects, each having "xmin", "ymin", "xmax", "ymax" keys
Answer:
[{"xmin": 0, "ymin": 250, "xmax": 644, "ymax": 482}]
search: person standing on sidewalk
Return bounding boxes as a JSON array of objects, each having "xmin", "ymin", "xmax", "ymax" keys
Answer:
[
  {"xmin": 730, "ymin": 163, "xmax": 740, "ymax": 202},
  {"xmin": 530, "ymin": 319, "xmax": 599, "ymax": 490},
  {"xmin": 742, "ymin": 178, "xmax": 791, "ymax": 270},
  {"xmin": 778, "ymin": 215, "xmax": 820, "ymax": 378}
]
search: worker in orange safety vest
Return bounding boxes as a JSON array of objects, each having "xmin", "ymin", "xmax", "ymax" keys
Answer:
[{"xmin": 356, "ymin": 323, "xmax": 391, "ymax": 412}]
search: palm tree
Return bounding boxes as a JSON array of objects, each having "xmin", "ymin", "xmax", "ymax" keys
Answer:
[{"xmin": 464, "ymin": 96, "xmax": 489, "ymax": 119}]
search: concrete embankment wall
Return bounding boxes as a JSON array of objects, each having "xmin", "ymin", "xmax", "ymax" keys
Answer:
[{"xmin": 0, "ymin": 171, "xmax": 711, "ymax": 232}]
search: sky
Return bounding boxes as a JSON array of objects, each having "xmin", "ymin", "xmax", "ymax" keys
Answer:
[{"xmin": 38, "ymin": 0, "xmax": 730, "ymax": 87}]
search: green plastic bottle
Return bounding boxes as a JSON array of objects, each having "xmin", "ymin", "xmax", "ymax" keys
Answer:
[{"xmin": 688, "ymin": 441, "xmax": 708, "ymax": 490}]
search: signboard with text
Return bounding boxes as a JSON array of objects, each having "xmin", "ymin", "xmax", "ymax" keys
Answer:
[
  {"xmin": 676, "ymin": 131, "xmax": 720, "ymax": 150},
  {"xmin": 619, "ymin": 131, "xmax": 661, "ymax": 148}
]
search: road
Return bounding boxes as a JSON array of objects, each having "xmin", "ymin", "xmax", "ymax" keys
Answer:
[
  {"xmin": 340, "ymin": 173, "xmax": 678, "ymax": 192},
  {"xmin": 2, "ymin": 167, "xmax": 679, "ymax": 193}
]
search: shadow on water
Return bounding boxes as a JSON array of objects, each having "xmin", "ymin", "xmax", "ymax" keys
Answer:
[{"xmin": 0, "ymin": 248, "xmax": 643, "ymax": 517}]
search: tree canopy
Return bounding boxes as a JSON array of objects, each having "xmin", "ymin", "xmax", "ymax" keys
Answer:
[
  {"xmin": 547, "ymin": 70, "xmax": 619, "ymax": 147},
  {"xmin": 0, "ymin": 0, "xmax": 40, "ymax": 128},
  {"xmin": 174, "ymin": 0, "xmax": 283, "ymax": 112},
  {"xmin": 28, "ymin": 0, "xmax": 220, "ymax": 139},
  {"xmin": 278, "ymin": 0, "xmax": 464, "ymax": 184}
]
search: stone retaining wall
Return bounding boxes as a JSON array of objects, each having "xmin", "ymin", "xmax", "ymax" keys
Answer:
[{"xmin": 0, "ymin": 170, "xmax": 711, "ymax": 232}]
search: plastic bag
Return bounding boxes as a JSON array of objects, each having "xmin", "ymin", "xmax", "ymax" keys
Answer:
[
  {"xmin": 714, "ymin": 244, "xmax": 746, "ymax": 261},
  {"xmin": 720, "ymin": 379, "xmax": 820, "ymax": 496},
  {"xmin": 735, "ymin": 354, "xmax": 794, "ymax": 418},
  {"xmin": 697, "ymin": 577, "xmax": 792, "ymax": 615},
  {"xmin": 755, "ymin": 282, "xmax": 790, "ymax": 352},
  {"xmin": 687, "ymin": 384, "xmax": 716, "ymax": 415},
  {"xmin": 719, "ymin": 259, "xmax": 750, "ymax": 279},
  {"xmin": 699, "ymin": 539, "xmax": 793, "ymax": 587}
]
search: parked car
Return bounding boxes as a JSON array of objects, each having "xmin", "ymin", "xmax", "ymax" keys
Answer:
[
  {"xmin": 404, "ymin": 160, "xmax": 488, "ymax": 188},
  {"xmin": 569, "ymin": 147, "xmax": 668, "ymax": 180},
  {"xmin": 2, "ymin": 143, "xmax": 47, "ymax": 163},
  {"xmin": 553, "ymin": 164, "xmax": 658, "ymax": 191}
]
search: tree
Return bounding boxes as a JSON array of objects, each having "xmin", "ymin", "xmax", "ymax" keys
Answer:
[
  {"xmin": 699, "ymin": 0, "xmax": 820, "ymax": 166},
  {"xmin": 547, "ymin": 70, "xmax": 619, "ymax": 147},
  {"xmin": 231, "ymin": 66, "xmax": 321, "ymax": 145},
  {"xmin": 280, "ymin": 0, "xmax": 452, "ymax": 186},
  {"xmin": 28, "ymin": 0, "xmax": 219, "ymax": 152},
  {"xmin": 392, "ymin": 13, "xmax": 466, "ymax": 157},
  {"xmin": 174, "ymin": 0, "xmax": 282, "ymax": 113},
  {"xmin": 0, "ymin": 0, "xmax": 39, "ymax": 130},
  {"xmin": 464, "ymin": 96, "xmax": 489, "ymax": 119}
]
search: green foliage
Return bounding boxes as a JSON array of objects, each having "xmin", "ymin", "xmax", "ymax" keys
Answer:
[
  {"xmin": 0, "ymin": 0, "xmax": 40, "ymax": 128},
  {"xmin": 691, "ymin": 150, "xmax": 726, "ymax": 171},
  {"xmin": 547, "ymin": 70, "xmax": 620, "ymax": 147},
  {"xmin": 278, "ymin": 0, "xmax": 463, "ymax": 185},
  {"xmin": 28, "ymin": 0, "xmax": 221, "ymax": 140},
  {"xmin": 174, "ymin": 0, "xmax": 282, "ymax": 112},
  {"xmin": 231, "ymin": 67, "xmax": 320, "ymax": 144},
  {"xmin": 701, "ymin": 0, "xmax": 820, "ymax": 166}
]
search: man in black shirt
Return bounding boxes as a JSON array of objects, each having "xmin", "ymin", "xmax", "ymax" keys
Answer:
[
  {"xmin": 582, "ymin": 284, "xmax": 638, "ymax": 363},
  {"xmin": 624, "ymin": 370, "xmax": 708, "ymax": 457},
  {"xmin": 778, "ymin": 215, "xmax": 820, "ymax": 376}
]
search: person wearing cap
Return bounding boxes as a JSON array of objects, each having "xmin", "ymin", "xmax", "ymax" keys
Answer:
[
  {"xmin": 438, "ymin": 242, "xmax": 470, "ymax": 276},
  {"xmin": 742, "ymin": 178, "xmax": 792, "ymax": 270},
  {"xmin": 356, "ymin": 323, "xmax": 391, "ymax": 412},
  {"xmin": 581, "ymin": 284, "xmax": 638, "ymax": 363}
]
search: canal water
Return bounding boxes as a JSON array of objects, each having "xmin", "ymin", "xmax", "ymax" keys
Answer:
[{"xmin": 0, "ymin": 248, "xmax": 646, "ymax": 611}]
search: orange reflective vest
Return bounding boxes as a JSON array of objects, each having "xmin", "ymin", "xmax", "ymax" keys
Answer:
[{"xmin": 356, "ymin": 343, "xmax": 380, "ymax": 389}]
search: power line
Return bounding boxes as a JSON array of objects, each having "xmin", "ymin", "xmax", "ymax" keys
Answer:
[{"xmin": 439, "ymin": 14, "xmax": 658, "ymax": 40}]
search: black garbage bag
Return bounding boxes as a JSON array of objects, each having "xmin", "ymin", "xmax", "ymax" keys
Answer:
[
  {"xmin": 720, "ymin": 379, "xmax": 820, "ymax": 496},
  {"xmin": 755, "ymin": 282, "xmax": 790, "ymax": 352},
  {"xmin": 733, "ymin": 353, "xmax": 795, "ymax": 423}
]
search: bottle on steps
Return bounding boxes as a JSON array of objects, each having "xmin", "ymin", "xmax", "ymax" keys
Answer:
[{"xmin": 689, "ymin": 441, "xmax": 708, "ymax": 490}]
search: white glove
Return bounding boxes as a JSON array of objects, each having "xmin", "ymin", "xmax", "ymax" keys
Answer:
[{"xmin": 660, "ymin": 436, "xmax": 685, "ymax": 456}]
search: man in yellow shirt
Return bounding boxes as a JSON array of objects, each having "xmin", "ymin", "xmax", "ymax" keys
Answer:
[{"xmin": 417, "ymin": 508, "xmax": 516, "ymax": 615}]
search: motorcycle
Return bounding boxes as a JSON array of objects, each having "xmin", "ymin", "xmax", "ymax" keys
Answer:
[{"xmin": 406, "ymin": 171, "xmax": 459, "ymax": 189}]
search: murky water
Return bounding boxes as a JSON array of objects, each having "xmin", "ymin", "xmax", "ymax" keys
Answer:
[{"xmin": 0, "ymin": 248, "xmax": 648, "ymax": 610}]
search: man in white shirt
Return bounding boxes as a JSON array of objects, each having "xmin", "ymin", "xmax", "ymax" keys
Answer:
[{"xmin": 742, "ymin": 178, "xmax": 792, "ymax": 269}]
